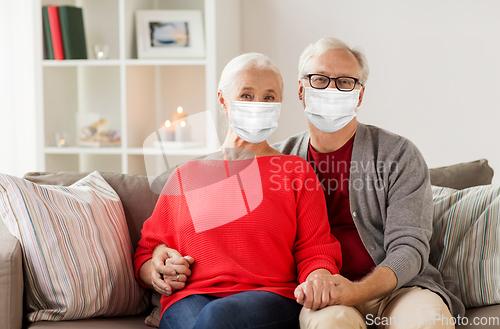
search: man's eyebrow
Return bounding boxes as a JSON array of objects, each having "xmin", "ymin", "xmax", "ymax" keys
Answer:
[
  {"xmin": 313, "ymin": 71, "xmax": 354, "ymax": 78},
  {"xmin": 265, "ymin": 88, "xmax": 277, "ymax": 94}
]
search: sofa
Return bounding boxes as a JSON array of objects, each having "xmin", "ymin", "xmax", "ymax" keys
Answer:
[{"xmin": 0, "ymin": 159, "xmax": 499, "ymax": 329}]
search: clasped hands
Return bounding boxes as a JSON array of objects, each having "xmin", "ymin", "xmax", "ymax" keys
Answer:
[
  {"xmin": 149, "ymin": 244, "xmax": 194, "ymax": 296},
  {"xmin": 149, "ymin": 245, "xmax": 360, "ymax": 310},
  {"xmin": 294, "ymin": 270, "xmax": 362, "ymax": 310}
]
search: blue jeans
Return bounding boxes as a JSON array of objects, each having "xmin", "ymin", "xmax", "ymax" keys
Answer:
[{"xmin": 159, "ymin": 291, "xmax": 301, "ymax": 329}]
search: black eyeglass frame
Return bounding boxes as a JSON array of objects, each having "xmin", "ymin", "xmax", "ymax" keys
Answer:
[{"xmin": 302, "ymin": 74, "xmax": 362, "ymax": 91}]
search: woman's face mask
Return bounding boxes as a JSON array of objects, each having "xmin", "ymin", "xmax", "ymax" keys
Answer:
[
  {"xmin": 223, "ymin": 68, "xmax": 283, "ymax": 143},
  {"xmin": 229, "ymin": 101, "xmax": 281, "ymax": 144}
]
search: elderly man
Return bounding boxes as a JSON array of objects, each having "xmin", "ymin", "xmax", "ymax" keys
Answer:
[{"xmin": 272, "ymin": 37, "xmax": 464, "ymax": 328}]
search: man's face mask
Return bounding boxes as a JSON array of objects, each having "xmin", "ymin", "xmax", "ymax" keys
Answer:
[{"xmin": 304, "ymin": 87, "xmax": 360, "ymax": 133}]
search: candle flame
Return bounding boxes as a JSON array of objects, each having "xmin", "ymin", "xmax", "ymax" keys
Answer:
[
  {"xmin": 177, "ymin": 107, "xmax": 183, "ymax": 114},
  {"xmin": 60, "ymin": 139, "xmax": 65, "ymax": 145},
  {"xmin": 180, "ymin": 121, "xmax": 186, "ymax": 127},
  {"xmin": 98, "ymin": 51, "xmax": 104, "ymax": 57},
  {"xmin": 164, "ymin": 120, "xmax": 171, "ymax": 127}
]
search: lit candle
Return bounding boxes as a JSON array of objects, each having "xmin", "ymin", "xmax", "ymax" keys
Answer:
[
  {"xmin": 171, "ymin": 106, "xmax": 187, "ymax": 123},
  {"xmin": 159, "ymin": 120, "xmax": 175, "ymax": 141},
  {"xmin": 175, "ymin": 120, "xmax": 191, "ymax": 142},
  {"xmin": 55, "ymin": 132, "xmax": 68, "ymax": 147},
  {"xmin": 93, "ymin": 44, "xmax": 109, "ymax": 60}
]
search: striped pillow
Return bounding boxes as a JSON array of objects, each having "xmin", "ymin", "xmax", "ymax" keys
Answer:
[
  {"xmin": 430, "ymin": 184, "xmax": 500, "ymax": 308},
  {"xmin": 0, "ymin": 172, "xmax": 148, "ymax": 322}
]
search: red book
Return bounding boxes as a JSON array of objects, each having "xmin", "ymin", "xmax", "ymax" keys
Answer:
[{"xmin": 47, "ymin": 6, "xmax": 65, "ymax": 60}]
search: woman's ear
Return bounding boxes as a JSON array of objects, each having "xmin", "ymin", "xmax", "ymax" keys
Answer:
[{"xmin": 218, "ymin": 91, "xmax": 228, "ymax": 115}]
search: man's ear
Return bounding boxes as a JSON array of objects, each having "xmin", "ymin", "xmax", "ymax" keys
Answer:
[
  {"xmin": 298, "ymin": 80, "xmax": 304, "ymax": 101},
  {"xmin": 357, "ymin": 86, "xmax": 365, "ymax": 108},
  {"xmin": 218, "ymin": 91, "xmax": 228, "ymax": 114}
]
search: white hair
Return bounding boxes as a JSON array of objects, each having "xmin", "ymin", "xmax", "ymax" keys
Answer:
[
  {"xmin": 298, "ymin": 37, "xmax": 369, "ymax": 85},
  {"xmin": 218, "ymin": 52, "xmax": 283, "ymax": 98}
]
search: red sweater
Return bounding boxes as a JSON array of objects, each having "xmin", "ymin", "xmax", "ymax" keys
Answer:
[{"xmin": 134, "ymin": 155, "xmax": 341, "ymax": 313}]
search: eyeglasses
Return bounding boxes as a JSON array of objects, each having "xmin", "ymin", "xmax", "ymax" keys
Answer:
[{"xmin": 302, "ymin": 74, "xmax": 361, "ymax": 91}]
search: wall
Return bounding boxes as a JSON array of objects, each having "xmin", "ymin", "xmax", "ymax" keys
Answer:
[
  {"xmin": 240, "ymin": 0, "xmax": 500, "ymax": 183},
  {"xmin": 0, "ymin": 0, "xmax": 39, "ymax": 177},
  {"xmin": 2, "ymin": 0, "xmax": 498, "ymax": 181}
]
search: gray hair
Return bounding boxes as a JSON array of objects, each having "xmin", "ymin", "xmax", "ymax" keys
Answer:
[
  {"xmin": 298, "ymin": 37, "xmax": 369, "ymax": 85},
  {"xmin": 218, "ymin": 52, "xmax": 283, "ymax": 98}
]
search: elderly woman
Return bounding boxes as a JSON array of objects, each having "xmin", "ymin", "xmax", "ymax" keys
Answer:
[{"xmin": 133, "ymin": 53, "xmax": 341, "ymax": 329}]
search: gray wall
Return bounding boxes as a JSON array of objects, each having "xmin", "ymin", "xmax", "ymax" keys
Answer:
[{"xmin": 240, "ymin": 0, "xmax": 500, "ymax": 182}]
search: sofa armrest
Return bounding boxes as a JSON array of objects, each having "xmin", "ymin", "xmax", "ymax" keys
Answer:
[{"xmin": 0, "ymin": 220, "xmax": 24, "ymax": 329}]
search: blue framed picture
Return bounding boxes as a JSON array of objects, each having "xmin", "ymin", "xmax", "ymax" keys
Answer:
[{"xmin": 136, "ymin": 10, "xmax": 205, "ymax": 59}]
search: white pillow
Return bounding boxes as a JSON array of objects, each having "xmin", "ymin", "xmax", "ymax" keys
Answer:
[
  {"xmin": 430, "ymin": 184, "xmax": 500, "ymax": 308},
  {"xmin": 0, "ymin": 171, "xmax": 148, "ymax": 322}
]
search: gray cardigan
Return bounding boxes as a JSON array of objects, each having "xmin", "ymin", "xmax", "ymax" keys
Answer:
[{"xmin": 272, "ymin": 122, "xmax": 465, "ymax": 317}]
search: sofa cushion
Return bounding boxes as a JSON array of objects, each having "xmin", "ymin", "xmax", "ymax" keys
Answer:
[
  {"xmin": 459, "ymin": 305, "xmax": 500, "ymax": 328},
  {"xmin": 430, "ymin": 184, "xmax": 500, "ymax": 308},
  {"xmin": 27, "ymin": 315, "xmax": 149, "ymax": 328},
  {"xmin": 429, "ymin": 159, "xmax": 494, "ymax": 190},
  {"xmin": 23, "ymin": 172, "xmax": 167, "ymax": 251},
  {"xmin": 0, "ymin": 172, "xmax": 148, "ymax": 322}
]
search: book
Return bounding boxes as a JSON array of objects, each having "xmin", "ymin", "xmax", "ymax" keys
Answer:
[
  {"xmin": 47, "ymin": 6, "xmax": 65, "ymax": 60},
  {"xmin": 58, "ymin": 6, "xmax": 88, "ymax": 59},
  {"xmin": 41, "ymin": 6, "xmax": 54, "ymax": 59}
]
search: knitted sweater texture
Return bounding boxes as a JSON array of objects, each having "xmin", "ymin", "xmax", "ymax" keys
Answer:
[{"xmin": 134, "ymin": 155, "xmax": 341, "ymax": 313}]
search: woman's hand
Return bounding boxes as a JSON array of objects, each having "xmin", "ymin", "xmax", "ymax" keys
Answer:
[
  {"xmin": 140, "ymin": 244, "xmax": 195, "ymax": 296},
  {"xmin": 295, "ymin": 269, "xmax": 336, "ymax": 310}
]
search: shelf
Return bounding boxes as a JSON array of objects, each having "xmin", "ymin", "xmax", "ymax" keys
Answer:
[
  {"xmin": 45, "ymin": 147, "xmax": 123, "ymax": 155},
  {"xmin": 38, "ymin": 0, "xmax": 240, "ymax": 175},
  {"xmin": 45, "ymin": 147, "xmax": 216, "ymax": 156},
  {"xmin": 42, "ymin": 60, "xmax": 121, "ymax": 67},
  {"xmin": 124, "ymin": 59, "xmax": 207, "ymax": 66},
  {"xmin": 129, "ymin": 147, "xmax": 216, "ymax": 155},
  {"xmin": 42, "ymin": 59, "xmax": 207, "ymax": 67}
]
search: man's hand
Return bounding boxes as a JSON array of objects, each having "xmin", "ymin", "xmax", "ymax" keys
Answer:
[
  {"xmin": 295, "ymin": 266, "xmax": 398, "ymax": 310},
  {"xmin": 295, "ymin": 272, "xmax": 362, "ymax": 310},
  {"xmin": 141, "ymin": 244, "xmax": 194, "ymax": 296}
]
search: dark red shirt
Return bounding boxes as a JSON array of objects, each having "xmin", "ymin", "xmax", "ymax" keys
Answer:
[{"xmin": 307, "ymin": 136, "xmax": 376, "ymax": 281}]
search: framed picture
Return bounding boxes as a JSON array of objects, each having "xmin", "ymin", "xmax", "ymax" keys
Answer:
[{"xmin": 136, "ymin": 10, "xmax": 205, "ymax": 59}]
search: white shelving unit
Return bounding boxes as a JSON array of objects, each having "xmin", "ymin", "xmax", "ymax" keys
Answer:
[{"xmin": 36, "ymin": 0, "xmax": 240, "ymax": 176}]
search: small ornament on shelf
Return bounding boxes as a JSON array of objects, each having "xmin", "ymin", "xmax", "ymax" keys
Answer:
[{"xmin": 77, "ymin": 118, "xmax": 121, "ymax": 147}]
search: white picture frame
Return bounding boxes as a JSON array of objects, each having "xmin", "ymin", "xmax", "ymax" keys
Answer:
[{"xmin": 136, "ymin": 10, "xmax": 205, "ymax": 59}]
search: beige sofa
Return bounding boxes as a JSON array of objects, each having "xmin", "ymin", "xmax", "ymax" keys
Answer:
[{"xmin": 1, "ymin": 160, "xmax": 499, "ymax": 329}]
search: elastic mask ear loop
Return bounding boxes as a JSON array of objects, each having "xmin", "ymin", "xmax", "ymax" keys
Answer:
[
  {"xmin": 222, "ymin": 148, "xmax": 230, "ymax": 178},
  {"xmin": 222, "ymin": 147, "xmax": 250, "ymax": 213}
]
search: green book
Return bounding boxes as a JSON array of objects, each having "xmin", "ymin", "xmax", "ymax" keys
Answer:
[
  {"xmin": 58, "ymin": 6, "xmax": 87, "ymax": 59},
  {"xmin": 42, "ymin": 6, "xmax": 54, "ymax": 60}
]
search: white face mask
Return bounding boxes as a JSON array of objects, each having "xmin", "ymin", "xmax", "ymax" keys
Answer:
[
  {"xmin": 229, "ymin": 101, "xmax": 281, "ymax": 144},
  {"xmin": 304, "ymin": 87, "xmax": 360, "ymax": 133}
]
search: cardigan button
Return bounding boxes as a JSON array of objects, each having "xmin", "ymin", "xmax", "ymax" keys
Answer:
[{"xmin": 352, "ymin": 211, "xmax": 357, "ymax": 218}]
